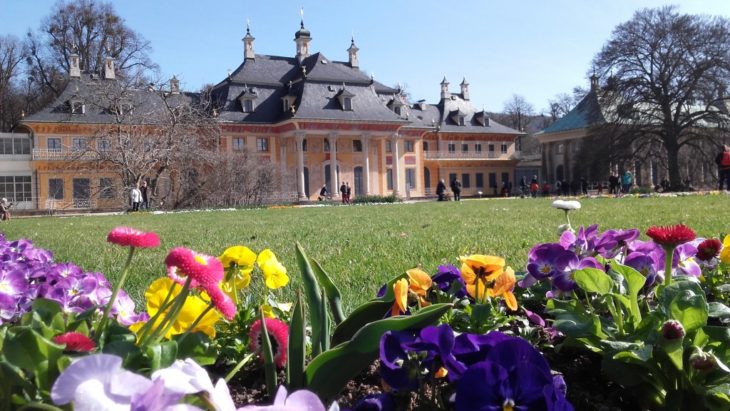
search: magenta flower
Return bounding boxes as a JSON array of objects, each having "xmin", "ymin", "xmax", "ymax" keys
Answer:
[
  {"xmin": 107, "ymin": 227, "xmax": 161, "ymax": 248},
  {"xmin": 165, "ymin": 247, "xmax": 224, "ymax": 289},
  {"xmin": 646, "ymin": 224, "xmax": 696, "ymax": 247},
  {"xmin": 53, "ymin": 332, "xmax": 96, "ymax": 352}
]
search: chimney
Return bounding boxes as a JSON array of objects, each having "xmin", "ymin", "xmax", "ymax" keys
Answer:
[
  {"xmin": 69, "ymin": 52, "xmax": 81, "ymax": 78},
  {"xmin": 170, "ymin": 75, "xmax": 180, "ymax": 94},
  {"xmin": 460, "ymin": 77, "xmax": 470, "ymax": 100},
  {"xmin": 590, "ymin": 73, "xmax": 599, "ymax": 93},
  {"xmin": 440, "ymin": 77, "xmax": 450, "ymax": 100},
  {"xmin": 103, "ymin": 55, "xmax": 115, "ymax": 80},
  {"xmin": 347, "ymin": 37, "xmax": 359, "ymax": 68},
  {"xmin": 243, "ymin": 23, "xmax": 255, "ymax": 61},
  {"xmin": 294, "ymin": 16, "xmax": 312, "ymax": 63}
]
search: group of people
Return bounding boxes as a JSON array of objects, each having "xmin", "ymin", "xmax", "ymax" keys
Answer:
[
  {"xmin": 129, "ymin": 180, "xmax": 150, "ymax": 212},
  {"xmin": 0, "ymin": 197, "xmax": 12, "ymax": 221},
  {"xmin": 317, "ymin": 182, "xmax": 353, "ymax": 204},
  {"xmin": 435, "ymin": 179, "xmax": 462, "ymax": 201}
]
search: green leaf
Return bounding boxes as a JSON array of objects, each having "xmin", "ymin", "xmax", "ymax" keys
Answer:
[
  {"xmin": 611, "ymin": 263, "xmax": 645, "ymax": 325},
  {"xmin": 287, "ymin": 291, "xmax": 306, "ymax": 390},
  {"xmin": 574, "ymin": 268, "xmax": 614, "ymax": 295},
  {"xmin": 708, "ymin": 302, "xmax": 730, "ymax": 320},
  {"xmin": 305, "ymin": 303, "xmax": 452, "ymax": 399},
  {"xmin": 2, "ymin": 328, "xmax": 63, "ymax": 372},
  {"xmin": 330, "ymin": 300, "xmax": 392, "ymax": 346},
  {"xmin": 661, "ymin": 338, "xmax": 684, "ymax": 370},
  {"xmin": 259, "ymin": 309, "xmax": 277, "ymax": 398},
  {"xmin": 310, "ymin": 258, "xmax": 346, "ymax": 325},
  {"xmin": 661, "ymin": 279, "xmax": 708, "ymax": 333},
  {"xmin": 295, "ymin": 242, "xmax": 325, "ymax": 356},
  {"xmin": 145, "ymin": 341, "xmax": 178, "ymax": 371},
  {"xmin": 175, "ymin": 333, "xmax": 217, "ymax": 366},
  {"xmin": 29, "ymin": 299, "xmax": 63, "ymax": 324},
  {"xmin": 547, "ymin": 299, "xmax": 607, "ymax": 340}
]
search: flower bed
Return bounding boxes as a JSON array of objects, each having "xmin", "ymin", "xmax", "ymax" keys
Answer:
[{"xmin": 1, "ymin": 202, "xmax": 729, "ymax": 410}]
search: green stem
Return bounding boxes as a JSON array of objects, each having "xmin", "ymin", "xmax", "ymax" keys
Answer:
[
  {"xmin": 96, "ymin": 246, "xmax": 136, "ymax": 346},
  {"xmin": 565, "ymin": 210, "xmax": 572, "ymax": 229},
  {"xmin": 663, "ymin": 246, "xmax": 676, "ymax": 286},
  {"xmin": 135, "ymin": 281, "xmax": 178, "ymax": 343},
  {"xmin": 144, "ymin": 277, "xmax": 192, "ymax": 346},
  {"xmin": 225, "ymin": 353, "xmax": 255, "ymax": 382}
]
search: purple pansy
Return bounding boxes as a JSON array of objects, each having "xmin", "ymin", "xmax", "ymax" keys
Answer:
[
  {"xmin": 527, "ymin": 244, "xmax": 574, "ymax": 281},
  {"xmin": 594, "ymin": 229, "xmax": 640, "ymax": 259},
  {"xmin": 454, "ymin": 332, "xmax": 573, "ymax": 411},
  {"xmin": 624, "ymin": 252, "xmax": 663, "ymax": 288},
  {"xmin": 379, "ymin": 330, "xmax": 420, "ymax": 390},
  {"xmin": 674, "ymin": 243, "xmax": 701, "ymax": 278},
  {"xmin": 431, "ymin": 264, "xmax": 467, "ymax": 298},
  {"xmin": 552, "ymin": 255, "xmax": 603, "ymax": 292},
  {"xmin": 560, "ymin": 224, "xmax": 599, "ymax": 256},
  {"xmin": 346, "ymin": 393, "xmax": 395, "ymax": 411}
]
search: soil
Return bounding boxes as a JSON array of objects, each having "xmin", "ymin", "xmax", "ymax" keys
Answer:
[{"xmin": 223, "ymin": 346, "xmax": 642, "ymax": 410}]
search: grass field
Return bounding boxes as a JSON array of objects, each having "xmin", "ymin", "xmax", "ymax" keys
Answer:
[{"xmin": 1, "ymin": 195, "xmax": 727, "ymax": 312}]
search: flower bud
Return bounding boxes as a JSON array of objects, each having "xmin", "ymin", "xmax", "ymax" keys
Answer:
[
  {"xmin": 690, "ymin": 351, "xmax": 716, "ymax": 371},
  {"xmin": 661, "ymin": 320, "xmax": 685, "ymax": 340}
]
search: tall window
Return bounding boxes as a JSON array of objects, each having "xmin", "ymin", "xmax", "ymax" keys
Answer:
[
  {"xmin": 501, "ymin": 143, "xmax": 508, "ymax": 154},
  {"xmin": 462, "ymin": 173, "xmax": 470, "ymax": 188},
  {"xmin": 324, "ymin": 139, "xmax": 330, "ymax": 152},
  {"xmin": 343, "ymin": 97, "xmax": 352, "ymax": 111},
  {"xmin": 476, "ymin": 173, "xmax": 484, "ymax": 188},
  {"xmin": 387, "ymin": 169, "xmax": 393, "ymax": 190},
  {"xmin": 97, "ymin": 139, "xmax": 110, "ymax": 152},
  {"xmin": 488, "ymin": 173, "xmax": 497, "ymax": 188},
  {"xmin": 406, "ymin": 168, "xmax": 416, "ymax": 189},
  {"xmin": 72, "ymin": 137, "xmax": 87, "ymax": 151},
  {"xmin": 449, "ymin": 173, "xmax": 457, "ymax": 184},
  {"xmin": 475, "ymin": 143, "xmax": 482, "ymax": 153},
  {"xmin": 404, "ymin": 140, "xmax": 414, "ymax": 153},
  {"xmin": 49, "ymin": 178, "xmax": 64, "ymax": 199},
  {"xmin": 448, "ymin": 143, "xmax": 456, "ymax": 153},
  {"xmin": 99, "ymin": 178, "xmax": 114, "ymax": 199},
  {"xmin": 488, "ymin": 143, "xmax": 495, "ymax": 153},
  {"xmin": 48, "ymin": 138, "xmax": 62, "ymax": 152},
  {"xmin": 557, "ymin": 144, "xmax": 564, "ymax": 154},
  {"xmin": 256, "ymin": 137, "xmax": 269, "ymax": 152},
  {"xmin": 0, "ymin": 176, "xmax": 31, "ymax": 202},
  {"xmin": 302, "ymin": 139, "xmax": 308, "ymax": 152},
  {"xmin": 461, "ymin": 143, "xmax": 469, "ymax": 153},
  {"xmin": 232, "ymin": 137, "xmax": 245, "ymax": 151},
  {"xmin": 423, "ymin": 141, "xmax": 429, "ymax": 151},
  {"xmin": 353, "ymin": 140, "xmax": 363, "ymax": 152},
  {"xmin": 386, "ymin": 140, "xmax": 392, "ymax": 153}
]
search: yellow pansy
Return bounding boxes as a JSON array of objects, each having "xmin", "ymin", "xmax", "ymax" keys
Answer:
[
  {"xmin": 219, "ymin": 245, "xmax": 257, "ymax": 270},
  {"xmin": 406, "ymin": 268, "xmax": 432, "ymax": 296},
  {"xmin": 459, "ymin": 255, "xmax": 505, "ymax": 285},
  {"xmin": 261, "ymin": 304, "xmax": 276, "ymax": 318},
  {"xmin": 721, "ymin": 235, "xmax": 730, "ymax": 264},
  {"xmin": 487, "ymin": 266, "xmax": 518, "ymax": 311},
  {"xmin": 258, "ymin": 249, "xmax": 289, "ymax": 289},
  {"xmin": 132, "ymin": 277, "xmax": 222, "ymax": 339}
]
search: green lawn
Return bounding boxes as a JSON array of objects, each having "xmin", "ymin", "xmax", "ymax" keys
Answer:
[{"xmin": 1, "ymin": 195, "xmax": 727, "ymax": 312}]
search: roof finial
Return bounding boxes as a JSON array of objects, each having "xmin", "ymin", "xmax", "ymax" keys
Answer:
[
  {"xmin": 300, "ymin": 6, "xmax": 305, "ymax": 28},
  {"xmin": 246, "ymin": 18, "xmax": 251, "ymax": 34}
]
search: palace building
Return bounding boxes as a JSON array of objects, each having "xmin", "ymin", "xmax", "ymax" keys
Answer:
[{"xmin": 5, "ymin": 21, "xmax": 523, "ymax": 210}]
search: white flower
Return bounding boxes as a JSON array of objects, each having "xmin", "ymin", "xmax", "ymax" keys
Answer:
[{"xmin": 552, "ymin": 200, "xmax": 581, "ymax": 211}]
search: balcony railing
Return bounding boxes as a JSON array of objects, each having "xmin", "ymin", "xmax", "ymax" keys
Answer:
[
  {"xmin": 32, "ymin": 149, "xmax": 100, "ymax": 161},
  {"xmin": 423, "ymin": 151, "xmax": 510, "ymax": 160}
]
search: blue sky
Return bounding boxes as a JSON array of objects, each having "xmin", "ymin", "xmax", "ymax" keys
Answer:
[{"xmin": 2, "ymin": 0, "xmax": 730, "ymax": 113}]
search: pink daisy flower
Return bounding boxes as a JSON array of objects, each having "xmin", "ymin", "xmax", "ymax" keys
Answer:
[
  {"xmin": 249, "ymin": 318, "xmax": 289, "ymax": 368},
  {"xmin": 106, "ymin": 227, "xmax": 160, "ymax": 248},
  {"xmin": 165, "ymin": 247, "xmax": 224, "ymax": 289},
  {"xmin": 207, "ymin": 285, "xmax": 237, "ymax": 321},
  {"xmin": 53, "ymin": 332, "xmax": 96, "ymax": 352}
]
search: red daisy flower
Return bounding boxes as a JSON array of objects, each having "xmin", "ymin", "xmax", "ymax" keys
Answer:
[
  {"xmin": 165, "ymin": 247, "xmax": 224, "ymax": 288},
  {"xmin": 207, "ymin": 285, "xmax": 237, "ymax": 321},
  {"xmin": 107, "ymin": 227, "xmax": 160, "ymax": 248},
  {"xmin": 696, "ymin": 238, "xmax": 722, "ymax": 261},
  {"xmin": 249, "ymin": 318, "xmax": 289, "ymax": 368},
  {"xmin": 646, "ymin": 224, "xmax": 696, "ymax": 247},
  {"xmin": 53, "ymin": 332, "xmax": 96, "ymax": 352}
]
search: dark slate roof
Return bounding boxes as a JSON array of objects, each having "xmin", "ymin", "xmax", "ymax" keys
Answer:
[
  {"xmin": 211, "ymin": 52, "xmax": 405, "ymax": 124},
  {"xmin": 407, "ymin": 93, "xmax": 522, "ymax": 134},
  {"xmin": 23, "ymin": 73, "xmax": 197, "ymax": 124},
  {"xmin": 541, "ymin": 90, "xmax": 606, "ymax": 134}
]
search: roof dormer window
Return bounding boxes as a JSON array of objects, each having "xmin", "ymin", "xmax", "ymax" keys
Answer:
[
  {"xmin": 70, "ymin": 100, "xmax": 85, "ymax": 114},
  {"xmin": 336, "ymin": 87, "xmax": 355, "ymax": 111},
  {"xmin": 282, "ymin": 95, "xmax": 296, "ymax": 113},
  {"xmin": 238, "ymin": 86, "xmax": 258, "ymax": 113},
  {"xmin": 459, "ymin": 116, "xmax": 466, "ymax": 126},
  {"xmin": 394, "ymin": 106, "xmax": 402, "ymax": 116}
]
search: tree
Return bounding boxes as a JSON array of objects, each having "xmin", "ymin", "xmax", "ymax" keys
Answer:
[
  {"xmin": 546, "ymin": 87, "xmax": 586, "ymax": 122},
  {"xmin": 592, "ymin": 6, "xmax": 730, "ymax": 189},
  {"xmin": 502, "ymin": 94, "xmax": 534, "ymax": 132},
  {"xmin": 25, "ymin": 0, "xmax": 157, "ymax": 96},
  {"xmin": 72, "ymin": 78, "xmax": 220, "ymax": 209},
  {"xmin": 0, "ymin": 36, "xmax": 26, "ymax": 131}
]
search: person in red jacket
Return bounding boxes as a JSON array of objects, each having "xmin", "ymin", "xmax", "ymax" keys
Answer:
[{"xmin": 716, "ymin": 145, "xmax": 730, "ymax": 191}]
